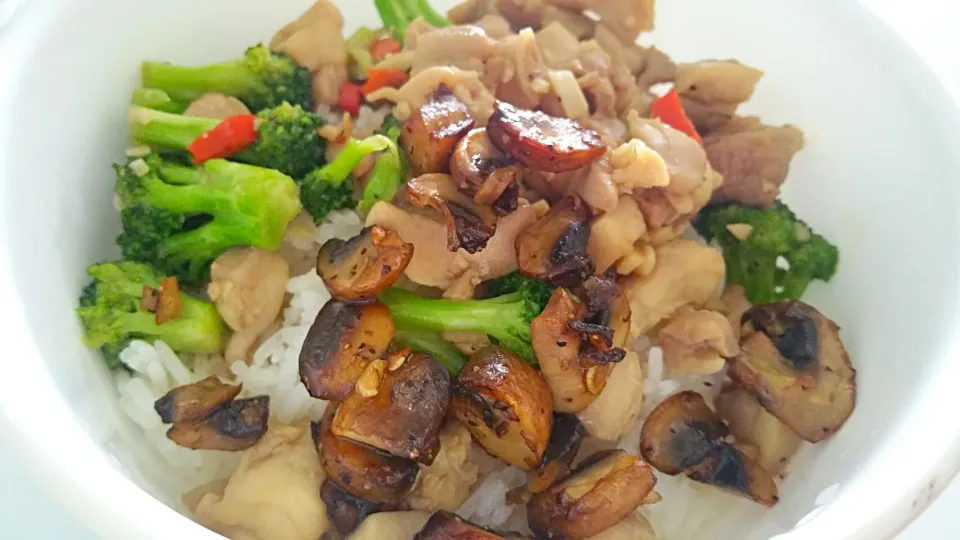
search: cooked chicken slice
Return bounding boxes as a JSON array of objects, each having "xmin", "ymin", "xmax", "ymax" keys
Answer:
[
  {"xmin": 676, "ymin": 60, "xmax": 764, "ymax": 134},
  {"xmin": 184, "ymin": 93, "xmax": 251, "ymax": 119},
  {"xmin": 404, "ymin": 17, "xmax": 438, "ymax": 48},
  {"xmin": 448, "ymin": 0, "xmax": 498, "ymax": 24},
  {"xmin": 406, "ymin": 422, "xmax": 481, "ymax": 512},
  {"xmin": 658, "ymin": 308, "xmax": 738, "ymax": 376},
  {"xmin": 588, "ymin": 195, "xmax": 647, "ymax": 274},
  {"xmin": 270, "ymin": 0, "xmax": 347, "ymax": 106},
  {"xmin": 577, "ymin": 351, "xmax": 644, "ymax": 441},
  {"xmin": 609, "ymin": 139, "xmax": 670, "ymax": 192},
  {"xmin": 208, "ymin": 248, "xmax": 290, "ymax": 365},
  {"xmin": 622, "ymin": 239, "xmax": 725, "ymax": 336},
  {"xmin": 705, "ymin": 117, "xmax": 805, "ymax": 208},
  {"xmin": 348, "ymin": 512, "xmax": 433, "ymax": 540},
  {"xmin": 542, "ymin": 5, "xmax": 595, "ymax": 39},
  {"xmin": 474, "ymin": 14, "xmax": 514, "ymax": 39},
  {"xmin": 490, "ymin": 29, "xmax": 550, "ymax": 110},
  {"xmin": 536, "ymin": 22, "xmax": 581, "ymax": 69},
  {"xmin": 593, "ymin": 0, "xmax": 655, "ymax": 45},
  {"xmin": 195, "ymin": 425, "xmax": 328, "ymax": 540},
  {"xmin": 367, "ymin": 66, "xmax": 497, "ymax": 124},
  {"xmin": 412, "ymin": 26, "xmax": 497, "ymax": 76},
  {"xmin": 574, "ymin": 156, "xmax": 619, "ymax": 212},
  {"xmin": 717, "ymin": 285, "xmax": 752, "ymax": 341}
]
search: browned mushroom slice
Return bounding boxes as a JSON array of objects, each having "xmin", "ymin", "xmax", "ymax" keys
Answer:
[
  {"xmin": 531, "ymin": 288, "xmax": 612, "ymax": 413},
  {"xmin": 299, "ymin": 301, "xmax": 394, "ymax": 401},
  {"xmin": 730, "ymin": 301, "xmax": 857, "ymax": 443},
  {"xmin": 314, "ymin": 406, "xmax": 419, "ymax": 504},
  {"xmin": 527, "ymin": 450, "xmax": 658, "ymax": 540},
  {"xmin": 321, "ymin": 478, "xmax": 387, "ymax": 537},
  {"xmin": 401, "ymin": 84, "xmax": 476, "ymax": 176},
  {"xmin": 639, "ymin": 391, "xmax": 779, "ymax": 506},
  {"xmin": 487, "ymin": 101, "xmax": 606, "ymax": 173},
  {"xmin": 333, "ymin": 351, "xmax": 451, "ymax": 462},
  {"xmin": 415, "ymin": 511, "xmax": 505, "ymax": 540},
  {"xmin": 715, "ymin": 386, "xmax": 802, "ymax": 477},
  {"xmin": 407, "ymin": 173, "xmax": 498, "ymax": 254},
  {"xmin": 166, "ymin": 396, "xmax": 269, "ymax": 451},
  {"xmin": 516, "ymin": 196, "xmax": 595, "ymax": 288},
  {"xmin": 153, "ymin": 376, "xmax": 242, "ymax": 424},
  {"xmin": 451, "ymin": 346, "xmax": 553, "ymax": 471},
  {"xmin": 528, "ymin": 413, "xmax": 587, "ymax": 493},
  {"xmin": 316, "ymin": 226, "xmax": 414, "ymax": 302},
  {"xmin": 451, "ymin": 128, "xmax": 523, "ymax": 206}
]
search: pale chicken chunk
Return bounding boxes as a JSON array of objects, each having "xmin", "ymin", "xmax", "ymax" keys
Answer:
[
  {"xmin": 705, "ymin": 116, "xmax": 805, "ymax": 208},
  {"xmin": 367, "ymin": 66, "xmax": 496, "ymax": 124},
  {"xmin": 406, "ymin": 422, "xmax": 481, "ymax": 512},
  {"xmin": 574, "ymin": 156, "xmax": 619, "ymax": 212},
  {"xmin": 348, "ymin": 512, "xmax": 432, "ymax": 540},
  {"xmin": 412, "ymin": 25, "xmax": 496, "ymax": 76},
  {"xmin": 658, "ymin": 308, "xmax": 738, "ymax": 376},
  {"xmin": 184, "ymin": 93, "xmax": 251, "ymax": 119},
  {"xmin": 623, "ymin": 239, "xmax": 725, "ymax": 336},
  {"xmin": 578, "ymin": 351, "xmax": 645, "ymax": 441},
  {"xmin": 488, "ymin": 28, "xmax": 550, "ymax": 110},
  {"xmin": 208, "ymin": 248, "xmax": 290, "ymax": 365},
  {"xmin": 676, "ymin": 60, "xmax": 764, "ymax": 133},
  {"xmin": 474, "ymin": 14, "xmax": 513, "ymax": 39},
  {"xmin": 717, "ymin": 284, "xmax": 751, "ymax": 341},
  {"xmin": 195, "ymin": 425, "xmax": 328, "ymax": 540},
  {"xmin": 448, "ymin": 0, "xmax": 498, "ymax": 24},
  {"xmin": 593, "ymin": 0, "xmax": 655, "ymax": 45},
  {"xmin": 588, "ymin": 195, "xmax": 647, "ymax": 274},
  {"xmin": 270, "ymin": 0, "xmax": 346, "ymax": 70},
  {"xmin": 542, "ymin": 5, "xmax": 595, "ymax": 40},
  {"xmin": 536, "ymin": 22, "xmax": 581, "ymax": 69},
  {"xmin": 610, "ymin": 138, "xmax": 670, "ymax": 192}
]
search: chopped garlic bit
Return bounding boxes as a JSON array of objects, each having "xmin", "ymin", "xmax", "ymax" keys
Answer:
[
  {"xmin": 726, "ymin": 223, "xmax": 753, "ymax": 241},
  {"xmin": 125, "ymin": 145, "xmax": 153, "ymax": 158},
  {"xmin": 128, "ymin": 158, "xmax": 150, "ymax": 177}
]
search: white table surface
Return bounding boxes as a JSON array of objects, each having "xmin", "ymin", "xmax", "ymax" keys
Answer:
[{"xmin": 0, "ymin": 0, "xmax": 958, "ymax": 538}]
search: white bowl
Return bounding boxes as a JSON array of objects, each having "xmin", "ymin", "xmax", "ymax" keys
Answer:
[{"xmin": 1, "ymin": 0, "xmax": 959, "ymax": 538}]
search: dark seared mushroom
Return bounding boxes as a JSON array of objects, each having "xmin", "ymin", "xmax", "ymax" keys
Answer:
[
  {"xmin": 516, "ymin": 196, "xmax": 595, "ymax": 288},
  {"xmin": 400, "ymin": 84, "xmax": 476, "ymax": 176},
  {"xmin": 513, "ymin": 414, "xmax": 588, "ymax": 503},
  {"xmin": 332, "ymin": 351, "xmax": 451, "ymax": 463},
  {"xmin": 166, "ymin": 396, "xmax": 269, "ymax": 452},
  {"xmin": 451, "ymin": 128, "xmax": 523, "ymax": 206},
  {"xmin": 153, "ymin": 376, "xmax": 241, "ymax": 424},
  {"xmin": 316, "ymin": 226, "xmax": 414, "ymax": 302},
  {"xmin": 715, "ymin": 386, "xmax": 802, "ymax": 477},
  {"xmin": 486, "ymin": 101, "xmax": 606, "ymax": 173},
  {"xmin": 415, "ymin": 510, "xmax": 505, "ymax": 540},
  {"xmin": 639, "ymin": 391, "xmax": 779, "ymax": 506},
  {"xmin": 730, "ymin": 301, "xmax": 856, "ymax": 443},
  {"xmin": 452, "ymin": 346, "xmax": 554, "ymax": 471},
  {"xmin": 320, "ymin": 478, "xmax": 387, "ymax": 537},
  {"xmin": 299, "ymin": 301, "xmax": 394, "ymax": 401},
  {"xmin": 314, "ymin": 406, "xmax": 419, "ymax": 504},
  {"xmin": 527, "ymin": 449, "xmax": 658, "ymax": 540},
  {"xmin": 406, "ymin": 173, "xmax": 498, "ymax": 254}
]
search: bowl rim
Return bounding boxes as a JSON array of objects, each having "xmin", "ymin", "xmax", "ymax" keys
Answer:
[{"xmin": 0, "ymin": 1, "xmax": 959, "ymax": 539}]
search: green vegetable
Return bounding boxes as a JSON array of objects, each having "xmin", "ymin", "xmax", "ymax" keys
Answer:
[
  {"xmin": 131, "ymin": 88, "xmax": 188, "ymax": 114},
  {"xmin": 693, "ymin": 201, "xmax": 839, "ymax": 304},
  {"xmin": 359, "ymin": 120, "xmax": 407, "ymax": 212},
  {"xmin": 380, "ymin": 287, "xmax": 544, "ymax": 365},
  {"xmin": 374, "ymin": 0, "xmax": 450, "ymax": 40},
  {"xmin": 141, "ymin": 44, "xmax": 313, "ymax": 112},
  {"xmin": 128, "ymin": 102, "xmax": 326, "ymax": 178},
  {"xmin": 484, "ymin": 272, "xmax": 556, "ymax": 312},
  {"xmin": 77, "ymin": 261, "xmax": 225, "ymax": 368},
  {"xmin": 115, "ymin": 154, "xmax": 301, "ymax": 285},
  {"xmin": 346, "ymin": 27, "xmax": 383, "ymax": 80},
  {"xmin": 394, "ymin": 323, "xmax": 467, "ymax": 374}
]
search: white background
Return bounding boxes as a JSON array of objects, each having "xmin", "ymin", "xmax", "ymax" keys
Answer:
[{"xmin": 0, "ymin": 0, "xmax": 957, "ymax": 538}]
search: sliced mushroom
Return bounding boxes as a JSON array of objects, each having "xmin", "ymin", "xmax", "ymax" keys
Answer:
[
  {"xmin": 321, "ymin": 478, "xmax": 386, "ymax": 537},
  {"xmin": 154, "ymin": 376, "xmax": 241, "ymax": 424},
  {"xmin": 730, "ymin": 301, "xmax": 856, "ymax": 442},
  {"xmin": 487, "ymin": 101, "xmax": 606, "ymax": 173},
  {"xmin": 527, "ymin": 450, "xmax": 657, "ymax": 540},
  {"xmin": 639, "ymin": 391, "xmax": 779, "ymax": 506},
  {"xmin": 407, "ymin": 173, "xmax": 499, "ymax": 254},
  {"xmin": 516, "ymin": 196, "xmax": 595, "ymax": 288},
  {"xmin": 529, "ymin": 413, "xmax": 587, "ymax": 493},
  {"xmin": 415, "ymin": 511, "xmax": 505, "ymax": 540},
  {"xmin": 314, "ymin": 406, "xmax": 419, "ymax": 504},
  {"xmin": 401, "ymin": 85, "xmax": 476, "ymax": 176},
  {"xmin": 451, "ymin": 128, "xmax": 523, "ymax": 206},
  {"xmin": 166, "ymin": 396, "xmax": 270, "ymax": 452},
  {"xmin": 715, "ymin": 386, "xmax": 802, "ymax": 477},
  {"xmin": 317, "ymin": 226, "xmax": 414, "ymax": 302},
  {"xmin": 299, "ymin": 301, "xmax": 395, "ymax": 401},
  {"xmin": 532, "ymin": 288, "xmax": 613, "ymax": 412},
  {"xmin": 333, "ymin": 351, "xmax": 451, "ymax": 462},
  {"xmin": 452, "ymin": 346, "xmax": 554, "ymax": 471}
]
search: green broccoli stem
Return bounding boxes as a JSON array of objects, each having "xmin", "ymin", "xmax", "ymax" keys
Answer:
[
  {"xmin": 359, "ymin": 128, "xmax": 406, "ymax": 212},
  {"xmin": 375, "ymin": 0, "xmax": 449, "ymax": 40},
  {"xmin": 129, "ymin": 106, "xmax": 217, "ymax": 150},
  {"xmin": 141, "ymin": 59, "xmax": 264, "ymax": 104},
  {"xmin": 408, "ymin": 0, "xmax": 450, "ymax": 27},
  {"xmin": 112, "ymin": 302, "xmax": 223, "ymax": 353},
  {"xmin": 778, "ymin": 273, "xmax": 812, "ymax": 303},
  {"xmin": 394, "ymin": 324, "xmax": 467, "ymax": 374},
  {"xmin": 314, "ymin": 135, "xmax": 393, "ymax": 188},
  {"xmin": 346, "ymin": 27, "xmax": 382, "ymax": 79},
  {"xmin": 132, "ymin": 89, "xmax": 189, "ymax": 114}
]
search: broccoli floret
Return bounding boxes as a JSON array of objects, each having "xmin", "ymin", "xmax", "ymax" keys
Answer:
[
  {"xmin": 693, "ymin": 201, "xmax": 839, "ymax": 304},
  {"xmin": 375, "ymin": 0, "xmax": 450, "ymax": 40},
  {"xmin": 380, "ymin": 287, "xmax": 543, "ymax": 364},
  {"xmin": 393, "ymin": 324, "xmax": 467, "ymax": 374},
  {"xmin": 128, "ymin": 102, "xmax": 325, "ymax": 178},
  {"xmin": 301, "ymin": 134, "xmax": 404, "ymax": 222},
  {"xmin": 76, "ymin": 261, "xmax": 225, "ymax": 368},
  {"xmin": 485, "ymin": 272, "xmax": 556, "ymax": 312},
  {"xmin": 141, "ymin": 44, "xmax": 313, "ymax": 112},
  {"xmin": 115, "ymin": 154, "xmax": 301, "ymax": 285}
]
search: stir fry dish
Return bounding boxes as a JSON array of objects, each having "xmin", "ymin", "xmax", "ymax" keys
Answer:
[{"xmin": 75, "ymin": 1, "xmax": 855, "ymax": 539}]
